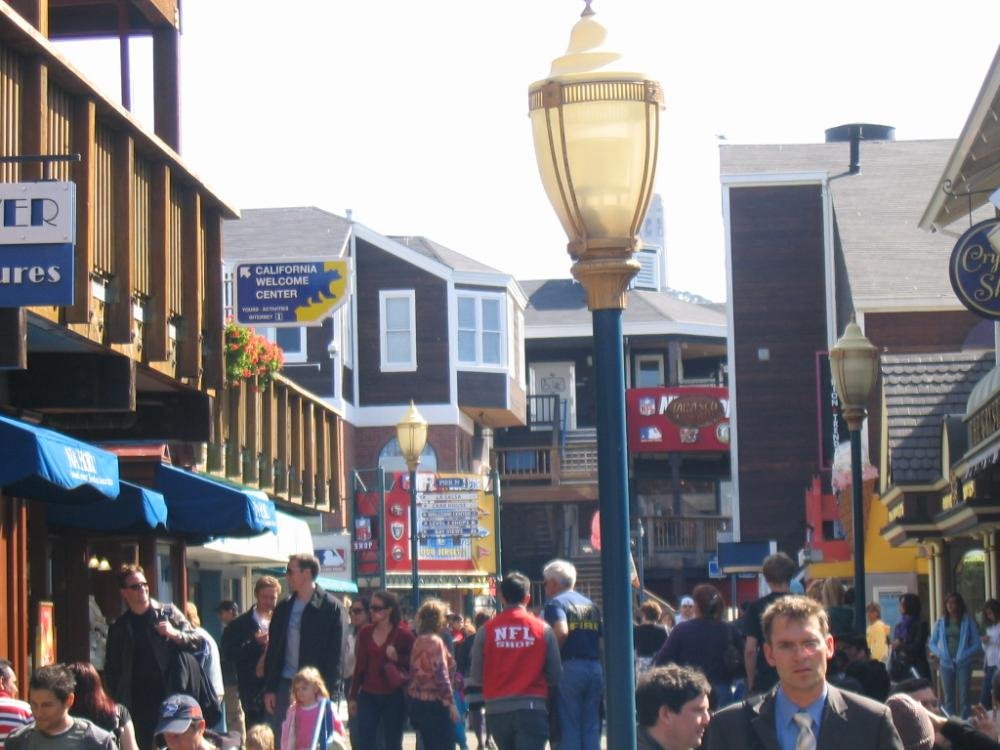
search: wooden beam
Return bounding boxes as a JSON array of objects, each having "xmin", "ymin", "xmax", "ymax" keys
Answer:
[
  {"xmin": 47, "ymin": 389, "xmax": 211, "ymax": 442},
  {"xmin": 289, "ymin": 395, "xmax": 302, "ymax": 499},
  {"xmin": 67, "ymin": 98, "xmax": 96, "ymax": 325},
  {"xmin": 315, "ymin": 414, "xmax": 329, "ymax": 511},
  {"xmin": 8, "ymin": 0, "xmax": 48, "ymax": 35},
  {"xmin": 259, "ymin": 386, "xmax": 275, "ymax": 488},
  {"xmin": 243, "ymin": 387, "xmax": 258, "ymax": 486},
  {"xmin": 302, "ymin": 401, "xmax": 314, "ymax": 506},
  {"xmin": 0, "ymin": 310, "xmax": 27, "ymax": 370},
  {"xmin": 0, "ymin": 495, "xmax": 29, "ymax": 683},
  {"xmin": 21, "ymin": 56, "xmax": 46, "ymax": 182},
  {"xmin": 151, "ymin": 27, "xmax": 180, "ymax": 151},
  {"xmin": 146, "ymin": 162, "xmax": 171, "ymax": 361},
  {"xmin": 275, "ymin": 386, "xmax": 288, "ymax": 494},
  {"xmin": 106, "ymin": 130, "xmax": 135, "ymax": 340},
  {"xmin": 8, "ymin": 352, "xmax": 135, "ymax": 411},
  {"xmin": 177, "ymin": 189, "xmax": 202, "ymax": 379},
  {"xmin": 202, "ymin": 210, "xmax": 224, "ymax": 391},
  {"xmin": 225, "ymin": 386, "xmax": 241, "ymax": 478}
]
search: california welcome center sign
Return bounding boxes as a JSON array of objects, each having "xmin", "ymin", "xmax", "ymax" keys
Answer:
[
  {"xmin": 234, "ymin": 259, "xmax": 350, "ymax": 326},
  {"xmin": 0, "ymin": 182, "xmax": 76, "ymax": 307}
]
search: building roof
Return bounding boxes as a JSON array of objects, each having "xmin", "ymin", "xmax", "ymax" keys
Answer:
[
  {"xmin": 519, "ymin": 278, "xmax": 727, "ymax": 336},
  {"xmin": 721, "ymin": 138, "xmax": 979, "ymax": 312},
  {"xmin": 881, "ymin": 351, "xmax": 994, "ymax": 485},
  {"xmin": 389, "ymin": 235, "xmax": 504, "ymax": 275},
  {"xmin": 222, "ymin": 207, "xmax": 352, "ymax": 261}
]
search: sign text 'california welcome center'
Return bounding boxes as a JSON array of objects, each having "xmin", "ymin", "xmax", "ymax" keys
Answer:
[
  {"xmin": 234, "ymin": 259, "xmax": 350, "ymax": 326},
  {"xmin": 0, "ymin": 182, "xmax": 76, "ymax": 307}
]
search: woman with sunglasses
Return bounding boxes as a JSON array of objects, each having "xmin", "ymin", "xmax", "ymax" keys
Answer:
[
  {"xmin": 343, "ymin": 596, "xmax": 369, "ymax": 750},
  {"xmin": 348, "ymin": 590, "xmax": 414, "ymax": 750}
]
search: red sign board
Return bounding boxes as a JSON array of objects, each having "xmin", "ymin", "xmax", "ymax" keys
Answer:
[{"xmin": 626, "ymin": 387, "xmax": 730, "ymax": 453}]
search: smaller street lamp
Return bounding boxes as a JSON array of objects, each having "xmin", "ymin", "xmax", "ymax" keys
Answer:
[
  {"xmin": 396, "ymin": 401, "xmax": 428, "ymax": 611},
  {"xmin": 829, "ymin": 317, "xmax": 879, "ymax": 633}
]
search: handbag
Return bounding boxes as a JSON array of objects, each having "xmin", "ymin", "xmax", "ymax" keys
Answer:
[{"xmin": 383, "ymin": 660, "xmax": 409, "ymax": 690}]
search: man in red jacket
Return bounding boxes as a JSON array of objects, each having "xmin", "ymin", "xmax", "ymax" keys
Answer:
[{"xmin": 469, "ymin": 572, "xmax": 562, "ymax": 750}]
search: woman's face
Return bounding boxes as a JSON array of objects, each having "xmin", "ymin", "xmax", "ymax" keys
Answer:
[
  {"xmin": 987, "ymin": 608, "xmax": 998, "ymax": 624},
  {"xmin": 370, "ymin": 597, "xmax": 390, "ymax": 624},
  {"xmin": 946, "ymin": 597, "xmax": 960, "ymax": 615}
]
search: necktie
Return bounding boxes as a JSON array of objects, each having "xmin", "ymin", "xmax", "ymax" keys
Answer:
[{"xmin": 793, "ymin": 711, "xmax": 816, "ymax": 750}]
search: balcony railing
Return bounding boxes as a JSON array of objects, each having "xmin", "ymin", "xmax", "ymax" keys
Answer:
[{"xmin": 642, "ymin": 516, "xmax": 727, "ymax": 557}]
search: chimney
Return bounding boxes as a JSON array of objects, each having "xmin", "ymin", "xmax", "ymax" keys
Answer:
[{"xmin": 824, "ymin": 123, "xmax": 895, "ymax": 175}]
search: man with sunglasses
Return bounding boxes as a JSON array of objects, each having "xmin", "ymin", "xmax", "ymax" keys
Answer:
[{"xmin": 105, "ymin": 565, "xmax": 206, "ymax": 750}]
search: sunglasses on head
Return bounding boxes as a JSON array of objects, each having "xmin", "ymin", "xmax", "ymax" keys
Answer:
[{"xmin": 124, "ymin": 582, "xmax": 149, "ymax": 591}]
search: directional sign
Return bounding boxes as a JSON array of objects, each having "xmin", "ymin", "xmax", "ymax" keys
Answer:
[{"xmin": 234, "ymin": 259, "xmax": 350, "ymax": 327}]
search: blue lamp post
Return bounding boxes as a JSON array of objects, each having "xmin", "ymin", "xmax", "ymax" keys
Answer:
[
  {"xmin": 529, "ymin": 3, "xmax": 663, "ymax": 746},
  {"xmin": 397, "ymin": 401, "xmax": 428, "ymax": 612},
  {"xmin": 829, "ymin": 318, "xmax": 879, "ymax": 634}
]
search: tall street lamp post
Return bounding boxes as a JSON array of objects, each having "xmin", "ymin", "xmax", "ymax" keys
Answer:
[
  {"xmin": 396, "ymin": 401, "xmax": 428, "ymax": 612},
  {"xmin": 529, "ymin": 3, "xmax": 663, "ymax": 746},
  {"xmin": 829, "ymin": 318, "xmax": 879, "ymax": 633}
]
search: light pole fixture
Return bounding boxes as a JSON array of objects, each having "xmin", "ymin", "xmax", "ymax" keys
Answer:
[
  {"xmin": 396, "ymin": 401, "xmax": 428, "ymax": 611},
  {"xmin": 529, "ymin": 3, "xmax": 662, "ymax": 746},
  {"xmin": 829, "ymin": 317, "xmax": 879, "ymax": 633}
]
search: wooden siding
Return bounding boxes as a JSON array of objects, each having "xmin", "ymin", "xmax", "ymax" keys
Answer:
[
  {"xmin": 458, "ymin": 371, "xmax": 507, "ymax": 410},
  {"xmin": 355, "ymin": 238, "xmax": 450, "ymax": 405},
  {"xmin": 729, "ymin": 185, "xmax": 827, "ymax": 554},
  {"xmin": 44, "ymin": 80, "xmax": 70, "ymax": 179},
  {"xmin": 93, "ymin": 122, "xmax": 115, "ymax": 276},
  {"xmin": 0, "ymin": 42, "xmax": 22, "ymax": 182}
]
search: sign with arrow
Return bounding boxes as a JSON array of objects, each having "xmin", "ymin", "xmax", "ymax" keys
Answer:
[{"xmin": 234, "ymin": 259, "xmax": 350, "ymax": 326}]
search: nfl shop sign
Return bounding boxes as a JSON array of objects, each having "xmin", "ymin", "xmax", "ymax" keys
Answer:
[
  {"xmin": 627, "ymin": 386, "xmax": 730, "ymax": 452},
  {"xmin": 0, "ymin": 182, "xmax": 76, "ymax": 307}
]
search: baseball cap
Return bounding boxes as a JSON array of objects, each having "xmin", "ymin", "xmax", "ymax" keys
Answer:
[
  {"xmin": 154, "ymin": 694, "xmax": 204, "ymax": 736},
  {"xmin": 680, "ymin": 596, "xmax": 694, "ymax": 606}
]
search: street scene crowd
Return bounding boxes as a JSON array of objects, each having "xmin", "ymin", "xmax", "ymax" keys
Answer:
[{"xmin": 5, "ymin": 551, "xmax": 1000, "ymax": 750}]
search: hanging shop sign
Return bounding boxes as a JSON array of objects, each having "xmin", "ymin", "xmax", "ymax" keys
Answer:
[
  {"xmin": 0, "ymin": 182, "xmax": 76, "ymax": 307},
  {"xmin": 626, "ymin": 386, "xmax": 730, "ymax": 452},
  {"xmin": 949, "ymin": 217, "xmax": 1000, "ymax": 320},
  {"xmin": 234, "ymin": 259, "xmax": 350, "ymax": 326}
]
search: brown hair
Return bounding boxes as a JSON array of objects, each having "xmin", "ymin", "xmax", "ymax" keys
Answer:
[
  {"xmin": 820, "ymin": 578, "xmax": 845, "ymax": 608},
  {"xmin": 287, "ymin": 554, "xmax": 319, "ymax": 580},
  {"xmin": 638, "ymin": 601, "xmax": 662, "ymax": 622},
  {"xmin": 762, "ymin": 595, "xmax": 829, "ymax": 643},
  {"xmin": 692, "ymin": 584, "xmax": 725, "ymax": 621},
  {"xmin": 254, "ymin": 575, "xmax": 282, "ymax": 596},
  {"xmin": 761, "ymin": 552, "xmax": 796, "ymax": 586},
  {"xmin": 372, "ymin": 590, "xmax": 402, "ymax": 626},
  {"xmin": 415, "ymin": 598, "xmax": 448, "ymax": 636},
  {"xmin": 117, "ymin": 563, "xmax": 144, "ymax": 588}
]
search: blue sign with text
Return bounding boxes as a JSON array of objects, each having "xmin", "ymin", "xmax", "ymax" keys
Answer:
[
  {"xmin": 234, "ymin": 260, "xmax": 350, "ymax": 326},
  {"xmin": 0, "ymin": 243, "xmax": 74, "ymax": 307},
  {"xmin": 949, "ymin": 217, "xmax": 1000, "ymax": 320}
]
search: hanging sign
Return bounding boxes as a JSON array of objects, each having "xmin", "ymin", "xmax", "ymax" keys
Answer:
[
  {"xmin": 949, "ymin": 217, "xmax": 1000, "ymax": 320},
  {"xmin": 627, "ymin": 386, "xmax": 730, "ymax": 452},
  {"xmin": 234, "ymin": 259, "xmax": 350, "ymax": 326},
  {"xmin": 0, "ymin": 182, "xmax": 76, "ymax": 307}
]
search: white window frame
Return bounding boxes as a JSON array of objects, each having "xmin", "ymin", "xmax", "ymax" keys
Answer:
[
  {"xmin": 380, "ymin": 289, "xmax": 417, "ymax": 372},
  {"xmin": 259, "ymin": 326, "xmax": 308, "ymax": 364},
  {"xmin": 341, "ymin": 304, "xmax": 354, "ymax": 368},
  {"xmin": 635, "ymin": 353, "xmax": 665, "ymax": 387},
  {"xmin": 457, "ymin": 292, "xmax": 507, "ymax": 369}
]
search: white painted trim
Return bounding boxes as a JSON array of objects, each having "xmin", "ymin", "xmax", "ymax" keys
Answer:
[
  {"xmin": 447, "ymin": 278, "xmax": 459, "ymax": 407},
  {"xmin": 517, "ymin": 309, "xmax": 527, "ymax": 389},
  {"xmin": 345, "ymin": 403, "xmax": 465, "ymax": 428},
  {"xmin": 379, "ymin": 289, "xmax": 417, "ymax": 372},
  {"xmin": 353, "ymin": 223, "xmax": 451, "ymax": 280},
  {"xmin": 456, "ymin": 291, "xmax": 507, "ymax": 368},
  {"xmin": 458, "ymin": 410, "xmax": 475, "ymax": 435},
  {"xmin": 721, "ymin": 171, "xmax": 829, "ymax": 188},
  {"xmin": 454, "ymin": 270, "xmax": 515, "ymax": 288},
  {"xmin": 722, "ymin": 184, "xmax": 741, "ymax": 542},
  {"xmin": 349, "ymin": 228, "xmax": 360, "ymax": 408},
  {"xmin": 525, "ymin": 321, "xmax": 726, "ymax": 339},
  {"xmin": 260, "ymin": 326, "xmax": 308, "ymax": 364},
  {"xmin": 508, "ymin": 279, "xmax": 529, "ymax": 310},
  {"xmin": 822, "ymin": 179, "xmax": 837, "ymax": 350}
]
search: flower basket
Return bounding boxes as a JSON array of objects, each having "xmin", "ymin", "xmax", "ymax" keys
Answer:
[{"xmin": 224, "ymin": 319, "xmax": 284, "ymax": 390}]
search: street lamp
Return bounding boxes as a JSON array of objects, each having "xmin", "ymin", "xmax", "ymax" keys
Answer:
[
  {"xmin": 396, "ymin": 401, "xmax": 428, "ymax": 611},
  {"xmin": 829, "ymin": 317, "xmax": 879, "ymax": 633},
  {"xmin": 529, "ymin": 3, "xmax": 662, "ymax": 745}
]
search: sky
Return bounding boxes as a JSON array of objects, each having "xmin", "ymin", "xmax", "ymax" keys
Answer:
[{"xmin": 54, "ymin": 1, "xmax": 1000, "ymax": 303}]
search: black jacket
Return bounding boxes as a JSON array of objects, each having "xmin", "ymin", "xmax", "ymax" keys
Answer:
[
  {"xmin": 263, "ymin": 585, "xmax": 346, "ymax": 699},
  {"xmin": 221, "ymin": 607, "xmax": 267, "ymax": 703}
]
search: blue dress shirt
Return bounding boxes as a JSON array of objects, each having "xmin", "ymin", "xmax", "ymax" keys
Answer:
[{"xmin": 774, "ymin": 684, "xmax": 827, "ymax": 750}]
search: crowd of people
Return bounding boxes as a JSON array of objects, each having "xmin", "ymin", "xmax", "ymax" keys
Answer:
[{"xmin": 6, "ymin": 549, "xmax": 1000, "ymax": 749}]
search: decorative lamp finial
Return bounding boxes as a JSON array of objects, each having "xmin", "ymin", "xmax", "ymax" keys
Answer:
[{"xmin": 581, "ymin": 0, "xmax": 595, "ymax": 17}]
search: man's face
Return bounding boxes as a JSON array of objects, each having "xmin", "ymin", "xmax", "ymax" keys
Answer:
[
  {"xmin": 0, "ymin": 668, "xmax": 17, "ymax": 697},
  {"xmin": 29, "ymin": 688, "xmax": 72, "ymax": 734},
  {"xmin": 764, "ymin": 614, "xmax": 833, "ymax": 698},
  {"xmin": 256, "ymin": 586, "xmax": 279, "ymax": 614},
  {"xmin": 285, "ymin": 562, "xmax": 312, "ymax": 594},
  {"xmin": 660, "ymin": 693, "xmax": 711, "ymax": 750},
  {"xmin": 681, "ymin": 603, "xmax": 695, "ymax": 619},
  {"xmin": 163, "ymin": 721, "xmax": 205, "ymax": 750},
  {"xmin": 121, "ymin": 572, "xmax": 151, "ymax": 613},
  {"xmin": 218, "ymin": 610, "xmax": 236, "ymax": 626}
]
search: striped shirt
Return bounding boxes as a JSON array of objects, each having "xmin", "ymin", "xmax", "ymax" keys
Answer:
[{"xmin": 0, "ymin": 692, "xmax": 32, "ymax": 750}]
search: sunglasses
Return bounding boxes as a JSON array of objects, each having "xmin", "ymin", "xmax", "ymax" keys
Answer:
[
  {"xmin": 285, "ymin": 567, "xmax": 298, "ymax": 574},
  {"xmin": 350, "ymin": 608, "xmax": 365, "ymax": 614},
  {"xmin": 369, "ymin": 605, "xmax": 387, "ymax": 612},
  {"xmin": 124, "ymin": 582, "xmax": 149, "ymax": 591}
]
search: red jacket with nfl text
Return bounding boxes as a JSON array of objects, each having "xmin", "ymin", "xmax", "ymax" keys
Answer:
[{"xmin": 469, "ymin": 606, "xmax": 562, "ymax": 714}]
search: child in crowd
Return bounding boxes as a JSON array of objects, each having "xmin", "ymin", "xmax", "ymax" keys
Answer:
[
  {"xmin": 278, "ymin": 668, "xmax": 346, "ymax": 750},
  {"xmin": 245, "ymin": 724, "xmax": 275, "ymax": 750}
]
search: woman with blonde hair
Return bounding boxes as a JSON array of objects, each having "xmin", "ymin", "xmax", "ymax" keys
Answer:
[
  {"xmin": 279, "ymin": 667, "xmax": 346, "ymax": 750},
  {"xmin": 406, "ymin": 598, "xmax": 459, "ymax": 750}
]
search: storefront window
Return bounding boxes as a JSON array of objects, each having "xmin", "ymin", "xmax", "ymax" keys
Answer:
[{"xmin": 955, "ymin": 548, "xmax": 985, "ymax": 625}]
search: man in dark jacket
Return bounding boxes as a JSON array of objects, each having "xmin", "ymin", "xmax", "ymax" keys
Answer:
[
  {"xmin": 104, "ymin": 565, "xmax": 205, "ymax": 750},
  {"xmin": 262, "ymin": 554, "xmax": 346, "ymax": 735},
  {"xmin": 220, "ymin": 576, "xmax": 281, "ymax": 729}
]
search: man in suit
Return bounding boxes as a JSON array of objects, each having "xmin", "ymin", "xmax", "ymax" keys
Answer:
[{"xmin": 706, "ymin": 595, "xmax": 903, "ymax": 750}]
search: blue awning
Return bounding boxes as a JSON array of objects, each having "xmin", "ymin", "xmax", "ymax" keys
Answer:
[
  {"xmin": 154, "ymin": 465, "xmax": 277, "ymax": 538},
  {"xmin": 0, "ymin": 414, "xmax": 119, "ymax": 503},
  {"xmin": 46, "ymin": 480, "xmax": 168, "ymax": 532}
]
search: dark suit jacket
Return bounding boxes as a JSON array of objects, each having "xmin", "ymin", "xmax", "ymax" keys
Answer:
[
  {"xmin": 705, "ymin": 684, "xmax": 903, "ymax": 750},
  {"xmin": 221, "ymin": 607, "xmax": 267, "ymax": 705}
]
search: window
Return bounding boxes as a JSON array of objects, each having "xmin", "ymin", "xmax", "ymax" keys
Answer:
[
  {"xmin": 378, "ymin": 438, "xmax": 437, "ymax": 474},
  {"xmin": 457, "ymin": 293, "xmax": 505, "ymax": 367},
  {"xmin": 380, "ymin": 290, "xmax": 416, "ymax": 371},
  {"xmin": 635, "ymin": 354, "xmax": 664, "ymax": 387},
  {"xmin": 258, "ymin": 326, "xmax": 307, "ymax": 364}
]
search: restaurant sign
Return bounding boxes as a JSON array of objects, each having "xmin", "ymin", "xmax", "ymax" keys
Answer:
[
  {"xmin": 627, "ymin": 386, "xmax": 730, "ymax": 452},
  {"xmin": 949, "ymin": 217, "xmax": 1000, "ymax": 320}
]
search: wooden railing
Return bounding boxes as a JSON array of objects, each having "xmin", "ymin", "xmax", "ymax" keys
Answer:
[
  {"xmin": 207, "ymin": 374, "xmax": 348, "ymax": 523},
  {"xmin": 495, "ymin": 446, "xmax": 557, "ymax": 481},
  {"xmin": 527, "ymin": 394, "xmax": 560, "ymax": 431},
  {"xmin": 0, "ymin": 16, "xmax": 238, "ymax": 382},
  {"xmin": 643, "ymin": 516, "xmax": 727, "ymax": 556}
]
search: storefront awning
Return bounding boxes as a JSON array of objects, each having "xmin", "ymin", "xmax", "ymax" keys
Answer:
[
  {"xmin": 154, "ymin": 465, "xmax": 277, "ymax": 538},
  {"xmin": 0, "ymin": 413, "xmax": 119, "ymax": 503},
  {"xmin": 45, "ymin": 480, "xmax": 168, "ymax": 532},
  {"xmin": 189, "ymin": 510, "xmax": 312, "ymax": 566}
]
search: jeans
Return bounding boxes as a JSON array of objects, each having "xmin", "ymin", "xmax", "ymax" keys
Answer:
[
  {"xmin": 982, "ymin": 665, "xmax": 998, "ymax": 710},
  {"xmin": 487, "ymin": 709, "xmax": 549, "ymax": 750},
  {"xmin": 939, "ymin": 661, "xmax": 973, "ymax": 718},
  {"xmin": 556, "ymin": 659, "xmax": 603, "ymax": 750},
  {"xmin": 408, "ymin": 698, "xmax": 455, "ymax": 750},
  {"xmin": 359, "ymin": 690, "xmax": 406, "ymax": 750}
]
